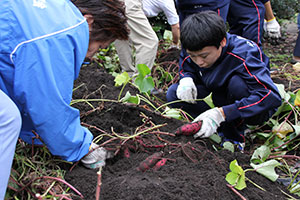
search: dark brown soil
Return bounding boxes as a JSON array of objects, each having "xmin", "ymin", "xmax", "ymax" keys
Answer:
[
  {"xmin": 62, "ymin": 22, "xmax": 300, "ymax": 200},
  {"xmin": 264, "ymin": 21, "xmax": 300, "ymax": 92},
  {"xmin": 64, "ymin": 58, "xmax": 296, "ymax": 200}
]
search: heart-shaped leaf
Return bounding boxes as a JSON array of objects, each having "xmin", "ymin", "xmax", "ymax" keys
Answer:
[{"xmin": 250, "ymin": 159, "xmax": 280, "ymax": 182}]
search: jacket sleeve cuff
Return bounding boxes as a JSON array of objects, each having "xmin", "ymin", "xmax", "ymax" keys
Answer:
[{"xmin": 222, "ymin": 104, "xmax": 241, "ymax": 122}]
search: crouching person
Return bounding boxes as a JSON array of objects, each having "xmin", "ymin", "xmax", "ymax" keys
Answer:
[
  {"xmin": 0, "ymin": 0, "xmax": 129, "ymax": 197},
  {"xmin": 166, "ymin": 11, "xmax": 281, "ymax": 145}
]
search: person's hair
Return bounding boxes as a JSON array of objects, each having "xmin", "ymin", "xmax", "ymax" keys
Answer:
[
  {"xmin": 180, "ymin": 11, "xmax": 226, "ymax": 51},
  {"xmin": 72, "ymin": 0, "xmax": 129, "ymax": 42}
]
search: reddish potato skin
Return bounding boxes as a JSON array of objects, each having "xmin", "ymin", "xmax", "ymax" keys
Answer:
[
  {"xmin": 137, "ymin": 152, "xmax": 163, "ymax": 172},
  {"xmin": 175, "ymin": 121, "xmax": 202, "ymax": 136}
]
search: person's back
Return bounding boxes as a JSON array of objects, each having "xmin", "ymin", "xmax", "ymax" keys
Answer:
[
  {"xmin": 142, "ymin": 0, "xmax": 180, "ymax": 47},
  {"xmin": 0, "ymin": 0, "xmax": 91, "ymax": 159}
]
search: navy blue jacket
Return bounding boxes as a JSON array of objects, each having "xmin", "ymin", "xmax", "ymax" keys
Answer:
[
  {"xmin": 178, "ymin": 33, "xmax": 281, "ymax": 122},
  {"xmin": 176, "ymin": 0, "xmax": 230, "ymax": 11}
]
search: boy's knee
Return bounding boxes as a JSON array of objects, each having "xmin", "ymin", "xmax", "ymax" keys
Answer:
[
  {"xmin": 166, "ymin": 84, "xmax": 179, "ymax": 102},
  {"xmin": 227, "ymin": 75, "xmax": 250, "ymax": 100}
]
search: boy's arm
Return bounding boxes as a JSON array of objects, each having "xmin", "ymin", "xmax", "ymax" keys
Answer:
[{"xmin": 222, "ymin": 51, "xmax": 282, "ymax": 122}]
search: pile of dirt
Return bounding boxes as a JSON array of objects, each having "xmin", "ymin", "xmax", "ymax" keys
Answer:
[{"xmin": 64, "ymin": 63, "xmax": 295, "ymax": 200}]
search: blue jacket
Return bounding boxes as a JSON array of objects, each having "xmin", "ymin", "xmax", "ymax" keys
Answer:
[
  {"xmin": 178, "ymin": 33, "xmax": 281, "ymax": 122},
  {"xmin": 0, "ymin": 0, "xmax": 92, "ymax": 162}
]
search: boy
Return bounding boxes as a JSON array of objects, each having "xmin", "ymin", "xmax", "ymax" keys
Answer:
[{"xmin": 166, "ymin": 11, "xmax": 281, "ymax": 143}]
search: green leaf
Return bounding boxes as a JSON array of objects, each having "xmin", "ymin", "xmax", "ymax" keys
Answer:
[
  {"xmin": 163, "ymin": 108, "xmax": 182, "ymax": 120},
  {"xmin": 271, "ymin": 136, "xmax": 285, "ymax": 150},
  {"xmin": 229, "ymin": 160, "xmax": 244, "ymax": 175},
  {"xmin": 226, "ymin": 172, "xmax": 239, "ymax": 185},
  {"xmin": 209, "ymin": 133, "xmax": 222, "ymax": 144},
  {"xmin": 250, "ymin": 159, "xmax": 280, "ymax": 182},
  {"xmin": 275, "ymin": 83, "xmax": 290, "ymax": 101},
  {"xmin": 203, "ymin": 93, "xmax": 215, "ymax": 108},
  {"xmin": 137, "ymin": 64, "xmax": 151, "ymax": 78},
  {"xmin": 251, "ymin": 145, "xmax": 271, "ymax": 164},
  {"xmin": 295, "ymin": 90, "xmax": 300, "ymax": 106},
  {"xmin": 226, "ymin": 160, "xmax": 246, "ymax": 190},
  {"xmin": 255, "ymin": 132, "xmax": 272, "ymax": 139},
  {"xmin": 114, "ymin": 72, "xmax": 130, "ymax": 86},
  {"xmin": 163, "ymin": 30, "xmax": 173, "ymax": 41},
  {"xmin": 272, "ymin": 121, "xmax": 294, "ymax": 139},
  {"xmin": 121, "ymin": 91, "xmax": 140, "ymax": 104},
  {"xmin": 223, "ymin": 141, "xmax": 235, "ymax": 153},
  {"xmin": 273, "ymin": 102, "xmax": 293, "ymax": 116},
  {"xmin": 292, "ymin": 125, "xmax": 300, "ymax": 136},
  {"xmin": 135, "ymin": 76, "xmax": 154, "ymax": 93}
]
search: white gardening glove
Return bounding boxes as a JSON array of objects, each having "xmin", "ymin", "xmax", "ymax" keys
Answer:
[
  {"xmin": 176, "ymin": 77, "xmax": 197, "ymax": 104},
  {"xmin": 193, "ymin": 108, "xmax": 225, "ymax": 138},
  {"xmin": 81, "ymin": 143, "xmax": 112, "ymax": 169},
  {"xmin": 264, "ymin": 18, "xmax": 281, "ymax": 39}
]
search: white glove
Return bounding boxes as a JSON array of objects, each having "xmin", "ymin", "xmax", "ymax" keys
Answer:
[
  {"xmin": 81, "ymin": 143, "xmax": 112, "ymax": 169},
  {"xmin": 193, "ymin": 108, "xmax": 225, "ymax": 138},
  {"xmin": 176, "ymin": 77, "xmax": 197, "ymax": 104},
  {"xmin": 264, "ymin": 18, "xmax": 281, "ymax": 39}
]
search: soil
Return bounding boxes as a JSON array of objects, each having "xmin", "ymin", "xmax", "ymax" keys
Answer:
[
  {"xmin": 265, "ymin": 20, "xmax": 300, "ymax": 92},
  {"xmin": 64, "ymin": 24, "xmax": 300, "ymax": 199},
  {"xmin": 61, "ymin": 21, "xmax": 300, "ymax": 200}
]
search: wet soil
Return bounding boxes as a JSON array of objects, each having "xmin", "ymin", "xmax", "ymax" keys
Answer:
[
  {"xmin": 64, "ymin": 61, "xmax": 296, "ymax": 199},
  {"xmin": 63, "ymin": 22, "xmax": 300, "ymax": 200}
]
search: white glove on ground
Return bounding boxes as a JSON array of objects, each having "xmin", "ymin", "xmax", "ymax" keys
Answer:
[
  {"xmin": 81, "ymin": 143, "xmax": 112, "ymax": 169},
  {"xmin": 176, "ymin": 77, "xmax": 197, "ymax": 104},
  {"xmin": 264, "ymin": 18, "xmax": 281, "ymax": 39},
  {"xmin": 193, "ymin": 108, "xmax": 225, "ymax": 138}
]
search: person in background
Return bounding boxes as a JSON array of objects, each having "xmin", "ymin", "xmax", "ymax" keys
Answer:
[
  {"xmin": 142, "ymin": 0, "xmax": 180, "ymax": 48},
  {"xmin": 293, "ymin": 13, "xmax": 300, "ymax": 63},
  {"xmin": 228, "ymin": 0, "xmax": 281, "ymax": 47},
  {"xmin": 166, "ymin": 11, "xmax": 281, "ymax": 147},
  {"xmin": 0, "ymin": 0, "xmax": 129, "ymax": 198},
  {"xmin": 176, "ymin": 0, "xmax": 230, "ymax": 25},
  {"xmin": 115, "ymin": 0, "xmax": 159, "ymax": 76}
]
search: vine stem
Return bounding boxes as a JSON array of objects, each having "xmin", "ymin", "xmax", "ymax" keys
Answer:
[
  {"xmin": 18, "ymin": 176, "xmax": 83, "ymax": 198},
  {"xmin": 245, "ymin": 177, "xmax": 266, "ymax": 191},
  {"xmin": 269, "ymin": 155, "xmax": 300, "ymax": 160},
  {"xmin": 96, "ymin": 167, "xmax": 102, "ymax": 200},
  {"xmin": 226, "ymin": 184, "xmax": 247, "ymax": 200}
]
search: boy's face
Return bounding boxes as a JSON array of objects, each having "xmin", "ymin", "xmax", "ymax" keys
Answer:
[{"xmin": 187, "ymin": 37, "xmax": 226, "ymax": 68}]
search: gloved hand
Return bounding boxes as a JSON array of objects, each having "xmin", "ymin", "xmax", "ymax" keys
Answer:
[
  {"xmin": 176, "ymin": 77, "xmax": 197, "ymax": 104},
  {"xmin": 193, "ymin": 108, "xmax": 225, "ymax": 138},
  {"xmin": 81, "ymin": 143, "xmax": 112, "ymax": 169},
  {"xmin": 264, "ymin": 18, "xmax": 281, "ymax": 39}
]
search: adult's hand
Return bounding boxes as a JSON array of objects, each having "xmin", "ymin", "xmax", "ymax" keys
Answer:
[
  {"xmin": 264, "ymin": 18, "xmax": 281, "ymax": 39},
  {"xmin": 81, "ymin": 143, "xmax": 112, "ymax": 169}
]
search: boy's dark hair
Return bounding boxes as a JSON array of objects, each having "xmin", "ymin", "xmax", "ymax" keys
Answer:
[
  {"xmin": 180, "ymin": 11, "xmax": 226, "ymax": 51},
  {"xmin": 72, "ymin": 0, "xmax": 129, "ymax": 42}
]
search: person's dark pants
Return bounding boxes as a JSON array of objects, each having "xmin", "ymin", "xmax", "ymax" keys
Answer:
[
  {"xmin": 293, "ymin": 34, "xmax": 300, "ymax": 58},
  {"xmin": 166, "ymin": 75, "xmax": 275, "ymax": 142},
  {"xmin": 227, "ymin": 0, "xmax": 265, "ymax": 47}
]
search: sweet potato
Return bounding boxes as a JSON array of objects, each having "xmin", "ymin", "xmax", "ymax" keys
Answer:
[
  {"xmin": 175, "ymin": 121, "xmax": 202, "ymax": 136},
  {"xmin": 137, "ymin": 151, "xmax": 163, "ymax": 172}
]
